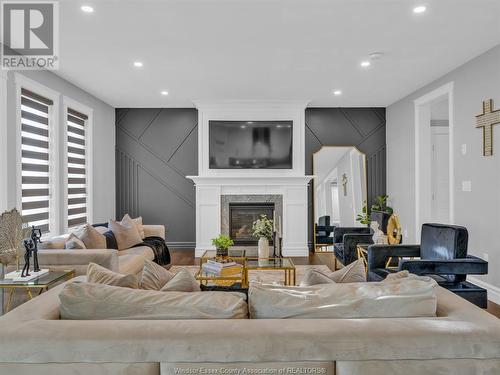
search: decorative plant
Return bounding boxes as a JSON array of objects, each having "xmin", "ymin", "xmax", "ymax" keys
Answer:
[
  {"xmin": 252, "ymin": 215, "xmax": 274, "ymax": 240},
  {"xmin": 0, "ymin": 209, "xmax": 31, "ymax": 269},
  {"xmin": 356, "ymin": 202, "xmax": 371, "ymax": 225},
  {"xmin": 211, "ymin": 234, "xmax": 234, "ymax": 251},
  {"xmin": 371, "ymin": 195, "xmax": 393, "ymax": 214}
]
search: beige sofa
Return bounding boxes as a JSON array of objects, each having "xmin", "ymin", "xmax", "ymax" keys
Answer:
[
  {"xmin": 36, "ymin": 224, "xmax": 165, "ymax": 275},
  {"xmin": 0, "ymin": 277, "xmax": 499, "ymax": 375}
]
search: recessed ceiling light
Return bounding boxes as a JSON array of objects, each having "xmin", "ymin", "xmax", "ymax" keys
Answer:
[
  {"xmin": 133, "ymin": 61, "xmax": 143, "ymax": 68},
  {"xmin": 413, "ymin": 5, "xmax": 427, "ymax": 14},
  {"xmin": 81, "ymin": 5, "xmax": 94, "ymax": 13},
  {"xmin": 333, "ymin": 90, "xmax": 342, "ymax": 96},
  {"xmin": 161, "ymin": 91, "xmax": 168, "ymax": 96},
  {"xmin": 360, "ymin": 61, "xmax": 371, "ymax": 68}
]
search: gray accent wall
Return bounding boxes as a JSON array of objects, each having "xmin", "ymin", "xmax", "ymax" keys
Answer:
[
  {"xmin": 115, "ymin": 108, "xmax": 198, "ymax": 249},
  {"xmin": 116, "ymin": 107, "xmax": 386, "ymax": 249},
  {"xmin": 305, "ymin": 108, "xmax": 386, "ymax": 245}
]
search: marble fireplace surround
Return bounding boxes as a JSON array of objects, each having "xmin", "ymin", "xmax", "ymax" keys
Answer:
[{"xmin": 221, "ymin": 194, "xmax": 283, "ymax": 254}]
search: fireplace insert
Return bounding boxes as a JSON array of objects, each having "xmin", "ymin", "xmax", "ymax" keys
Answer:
[{"xmin": 229, "ymin": 203, "xmax": 274, "ymax": 245}]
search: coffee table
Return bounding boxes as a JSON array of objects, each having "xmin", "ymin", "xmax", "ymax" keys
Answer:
[
  {"xmin": 196, "ymin": 249, "xmax": 247, "ymax": 288},
  {"xmin": 0, "ymin": 269, "xmax": 75, "ymax": 313},
  {"xmin": 244, "ymin": 257, "xmax": 296, "ymax": 286}
]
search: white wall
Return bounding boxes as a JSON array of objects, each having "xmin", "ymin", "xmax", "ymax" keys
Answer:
[
  {"xmin": 2, "ymin": 70, "xmax": 115, "ymax": 227},
  {"xmin": 387, "ymin": 44, "xmax": 500, "ymax": 299}
]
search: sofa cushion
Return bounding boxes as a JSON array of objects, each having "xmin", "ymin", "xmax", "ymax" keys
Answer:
[
  {"xmin": 141, "ymin": 259, "xmax": 174, "ymax": 290},
  {"xmin": 75, "ymin": 224, "xmax": 107, "ymax": 249},
  {"xmin": 300, "ymin": 259, "xmax": 366, "ymax": 286},
  {"xmin": 87, "ymin": 262, "xmax": 139, "ymax": 289},
  {"xmin": 160, "ymin": 268, "xmax": 201, "ymax": 292},
  {"xmin": 249, "ymin": 277, "xmax": 437, "ymax": 319},
  {"xmin": 59, "ymin": 282, "xmax": 248, "ymax": 320},
  {"xmin": 64, "ymin": 233, "xmax": 86, "ymax": 249},
  {"xmin": 118, "ymin": 246, "xmax": 155, "ymax": 261},
  {"xmin": 38, "ymin": 235, "xmax": 67, "ymax": 250}
]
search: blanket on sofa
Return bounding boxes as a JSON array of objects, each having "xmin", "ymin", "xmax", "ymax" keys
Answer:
[
  {"xmin": 92, "ymin": 223, "xmax": 170, "ymax": 266},
  {"xmin": 134, "ymin": 236, "xmax": 171, "ymax": 266}
]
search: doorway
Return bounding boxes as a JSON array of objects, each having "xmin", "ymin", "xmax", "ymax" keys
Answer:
[{"xmin": 414, "ymin": 83, "xmax": 454, "ymax": 241}]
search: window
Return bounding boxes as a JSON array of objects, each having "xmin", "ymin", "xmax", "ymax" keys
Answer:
[
  {"xmin": 20, "ymin": 88, "xmax": 54, "ymax": 232},
  {"xmin": 66, "ymin": 108, "xmax": 89, "ymax": 229}
]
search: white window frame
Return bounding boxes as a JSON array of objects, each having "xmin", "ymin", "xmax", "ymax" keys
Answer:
[
  {"xmin": 62, "ymin": 96, "xmax": 94, "ymax": 233},
  {"xmin": 14, "ymin": 73, "xmax": 60, "ymax": 237}
]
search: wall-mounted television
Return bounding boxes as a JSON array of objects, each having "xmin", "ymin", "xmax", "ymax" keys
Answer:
[{"xmin": 209, "ymin": 120, "xmax": 293, "ymax": 169}]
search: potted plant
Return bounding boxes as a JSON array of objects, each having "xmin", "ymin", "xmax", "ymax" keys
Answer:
[
  {"xmin": 356, "ymin": 202, "xmax": 371, "ymax": 226},
  {"xmin": 370, "ymin": 195, "xmax": 394, "ymax": 233},
  {"xmin": 211, "ymin": 234, "xmax": 234, "ymax": 258},
  {"xmin": 252, "ymin": 214, "xmax": 274, "ymax": 259}
]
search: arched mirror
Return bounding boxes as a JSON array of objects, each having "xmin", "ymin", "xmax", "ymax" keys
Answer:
[{"xmin": 313, "ymin": 146, "xmax": 367, "ymax": 251}]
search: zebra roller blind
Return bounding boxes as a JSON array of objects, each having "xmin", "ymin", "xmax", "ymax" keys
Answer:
[
  {"xmin": 20, "ymin": 88, "xmax": 53, "ymax": 233},
  {"xmin": 67, "ymin": 108, "xmax": 89, "ymax": 229}
]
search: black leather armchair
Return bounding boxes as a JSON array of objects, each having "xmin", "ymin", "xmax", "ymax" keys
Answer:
[
  {"xmin": 367, "ymin": 223, "xmax": 488, "ymax": 307},
  {"xmin": 333, "ymin": 226, "xmax": 372, "ymax": 267},
  {"xmin": 315, "ymin": 216, "xmax": 335, "ymax": 251}
]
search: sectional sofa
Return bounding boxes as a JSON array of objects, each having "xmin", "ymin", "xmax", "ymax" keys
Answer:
[
  {"xmin": 35, "ymin": 224, "xmax": 166, "ymax": 275},
  {"xmin": 0, "ymin": 276, "xmax": 499, "ymax": 375}
]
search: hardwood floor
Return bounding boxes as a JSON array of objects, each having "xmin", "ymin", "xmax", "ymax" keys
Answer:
[{"xmin": 169, "ymin": 248, "xmax": 500, "ymax": 319}]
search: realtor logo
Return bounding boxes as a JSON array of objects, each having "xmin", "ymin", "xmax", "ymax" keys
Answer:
[{"xmin": 1, "ymin": 1, "xmax": 59, "ymax": 69}]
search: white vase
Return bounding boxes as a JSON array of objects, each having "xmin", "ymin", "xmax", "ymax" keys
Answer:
[{"xmin": 258, "ymin": 237, "xmax": 270, "ymax": 259}]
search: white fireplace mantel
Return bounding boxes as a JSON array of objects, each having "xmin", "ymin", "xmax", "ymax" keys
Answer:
[
  {"xmin": 187, "ymin": 176, "xmax": 314, "ymax": 186},
  {"xmin": 188, "ymin": 100, "xmax": 312, "ymax": 257}
]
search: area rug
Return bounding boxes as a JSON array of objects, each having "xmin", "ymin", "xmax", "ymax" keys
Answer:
[{"xmin": 170, "ymin": 265, "xmax": 331, "ymax": 285}]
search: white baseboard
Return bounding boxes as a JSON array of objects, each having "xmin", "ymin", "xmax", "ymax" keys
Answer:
[{"xmin": 468, "ymin": 276, "xmax": 500, "ymax": 305}]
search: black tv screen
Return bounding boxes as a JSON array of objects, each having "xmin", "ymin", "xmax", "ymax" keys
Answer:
[{"xmin": 209, "ymin": 120, "xmax": 293, "ymax": 169}]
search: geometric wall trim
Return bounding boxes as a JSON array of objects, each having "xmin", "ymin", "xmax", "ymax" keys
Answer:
[
  {"xmin": 116, "ymin": 107, "xmax": 386, "ymax": 250},
  {"xmin": 305, "ymin": 107, "xmax": 386, "ymax": 246},
  {"xmin": 115, "ymin": 108, "xmax": 198, "ymax": 249}
]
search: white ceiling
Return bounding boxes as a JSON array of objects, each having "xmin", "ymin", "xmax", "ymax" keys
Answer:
[{"xmin": 56, "ymin": 0, "xmax": 500, "ymax": 108}]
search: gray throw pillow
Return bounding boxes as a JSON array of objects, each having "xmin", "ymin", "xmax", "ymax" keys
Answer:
[
  {"xmin": 87, "ymin": 262, "xmax": 139, "ymax": 289},
  {"xmin": 300, "ymin": 259, "xmax": 366, "ymax": 286},
  {"xmin": 65, "ymin": 233, "xmax": 86, "ymax": 249},
  {"xmin": 108, "ymin": 216, "xmax": 142, "ymax": 250},
  {"xmin": 160, "ymin": 268, "xmax": 201, "ymax": 292},
  {"xmin": 141, "ymin": 259, "xmax": 174, "ymax": 290}
]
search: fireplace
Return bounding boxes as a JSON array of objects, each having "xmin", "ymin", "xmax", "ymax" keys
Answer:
[{"xmin": 229, "ymin": 203, "xmax": 274, "ymax": 245}]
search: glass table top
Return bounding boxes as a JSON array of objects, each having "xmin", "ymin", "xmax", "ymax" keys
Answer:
[
  {"xmin": 245, "ymin": 257, "xmax": 295, "ymax": 270},
  {"xmin": 201, "ymin": 249, "xmax": 246, "ymax": 259},
  {"xmin": 0, "ymin": 270, "xmax": 74, "ymax": 287}
]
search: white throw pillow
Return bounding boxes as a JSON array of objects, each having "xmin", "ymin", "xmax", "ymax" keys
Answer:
[
  {"xmin": 108, "ymin": 216, "xmax": 142, "ymax": 250},
  {"xmin": 160, "ymin": 268, "xmax": 201, "ymax": 292},
  {"xmin": 87, "ymin": 262, "xmax": 139, "ymax": 289},
  {"xmin": 141, "ymin": 259, "xmax": 174, "ymax": 290},
  {"xmin": 300, "ymin": 259, "xmax": 366, "ymax": 286},
  {"xmin": 65, "ymin": 233, "xmax": 86, "ymax": 249},
  {"xmin": 122, "ymin": 214, "xmax": 145, "ymax": 240},
  {"xmin": 249, "ymin": 278, "xmax": 437, "ymax": 319},
  {"xmin": 74, "ymin": 224, "xmax": 107, "ymax": 249}
]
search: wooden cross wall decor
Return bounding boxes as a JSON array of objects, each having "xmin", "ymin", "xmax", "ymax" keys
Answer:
[
  {"xmin": 476, "ymin": 99, "xmax": 500, "ymax": 156},
  {"xmin": 341, "ymin": 173, "xmax": 348, "ymax": 196}
]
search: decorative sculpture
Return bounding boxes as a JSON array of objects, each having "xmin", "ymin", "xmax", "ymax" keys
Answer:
[
  {"xmin": 21, "ymin": 226, "xmax": 42, "ymax": 277},
  {"xmin": 476, "ymin": 99, "xmax": 500, "ymax": 156}
]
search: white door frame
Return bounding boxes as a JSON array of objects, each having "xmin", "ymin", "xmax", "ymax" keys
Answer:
[{"xmin": 414, "ymin": 82, "xmax": 454, "ymax": 241}]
